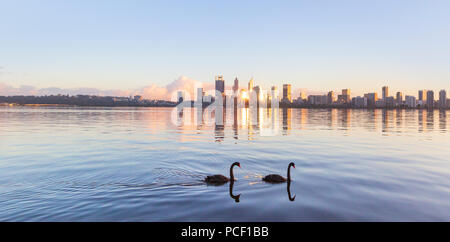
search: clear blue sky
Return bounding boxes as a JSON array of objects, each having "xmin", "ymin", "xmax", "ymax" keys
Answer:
[{"xmin": 1, "ymin": 0, "xmax": 449, "ymax": 96}]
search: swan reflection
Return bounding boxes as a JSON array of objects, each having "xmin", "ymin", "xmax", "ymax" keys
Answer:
[
  {"xmin": 287, "ymin": 180, "xmax": 296, "ymax": 202},
  {"xmin": 229, "ymin": 181, "xmax": 241, "ymax": 203}
]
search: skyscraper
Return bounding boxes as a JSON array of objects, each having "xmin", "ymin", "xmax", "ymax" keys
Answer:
[
  {"xmin": 364, "ymin": 93, "xmax": 378, "ymax": 107},
  {"xmin": 338, "ymin": 89, "xmax": 351, "ymax": 104},
  {"xmin": 282, "ymin": 84, "xmax": 292, "ymax": 103},
  {"xmin": 327, "ymin": 91, "xmax": 335, "ymax": 104},
  {"xmin": 396, "ymin": 92, "xmax": 403, "ymax": 106},
  {"xmin": 405, "ymin": 96, "xmax": 416, "ymax": 108},
  {"xmin": 426, "ymin": 90, "xmax": 434, "ymax": 108},
  {"xmin": 233, "ymin": 77, "xmax": 239, "ymax": 93},
  {"xmin": 270, "ymin": 86, "xmax": 278, "ymax": 98},
  {"xmin": 418, "ymin": 90, "xmax": 427, "ymax": 102},
  {"xmin": 248, "ymin": 77, "xmax": 254, "ymax": 92},
  {"xmin": 215, "ymin": 75, "xmax": 225, "ymax": 94},
  {"xmin": 382, "ymin": 86, "xmax": 389, "ymax": 101},
  {"xmin": 439, "ymin": 90, "xmax": 447, "ymax": 108}
]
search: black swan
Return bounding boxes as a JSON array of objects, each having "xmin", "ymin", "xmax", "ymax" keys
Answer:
[
  {"xmin": 287, "ymin": 180, "xmax": 296, "ymax": 201},
  {"xmin": 205, "ymin": 162, "xmax": 241, "ymax": 184},
  {"xmin": 229, "ymin": 181, "xmax": 240, "ymax": 203},
  {"xmin": 262, "ymin": 162, "xmax": 295, "ymax": 183}
]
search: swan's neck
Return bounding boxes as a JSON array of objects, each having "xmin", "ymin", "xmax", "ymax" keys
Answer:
[
  {"xmin": 230, "ymin": 164, "xmax": 235, "ymax": 180},
  {"xmin": 287, "ymin": 165, "xmax": 292, "ymax": 181}
]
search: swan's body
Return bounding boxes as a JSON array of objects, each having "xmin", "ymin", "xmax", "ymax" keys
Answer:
[
  {"xmin": 205, "ymin": 162, "xmax": 240, "ymax": 184},
  {"xmin": 205, "ymin": 174, "xmax": 230, "ymax": 183},
  {"xmin": 262, "ymin": 174, "xmax": 286, "ymax": 183},
  {"xmin": 263, "ymin": 162, "xmax": 295, "ymax": 183}
]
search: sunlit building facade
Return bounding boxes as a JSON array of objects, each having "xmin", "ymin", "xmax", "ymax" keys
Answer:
[{"xmin": 282, "ymin": 84, "xmax": 292, "ymax": 103}]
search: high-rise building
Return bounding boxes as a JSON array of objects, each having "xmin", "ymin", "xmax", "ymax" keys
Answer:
[
  {"xmin": 282, "ymin": 84, "xmax": 292, "ymax": 103},
  {"xmin": 270, "ymin": 86, "xmax": 278, "ymax": 98},
  {"xmin": 405, "ymin": 96, "xmax": 416, "ymax": 108},
  {"xmin": 327, "ymin": 91, "xmax": 335, "ymax": 104},
  {"xmin": 215, "ymin": 75, "xmax": 225, "ymax": 94},
  {"xmin": 233, "ymin": 77, "xmax": 239, "ymax": 93},
  {"xmin": 426, "ymin": 90, "xmax": 434, "ymax": 108},
  {"xmin": 342, "ymin": 89, "xmax": 350, "ymax": 96},
  {"xmin": 299, "ymin": 91, "xmax": 307, "ymax": 100},
  {"xmin": 439, "ymin": 90, "xmax": 447, "ymax": 108},
  {"xmin": 248, "ymin": 77, "xmax": 254, "ymax": 92},
  {"xmin": 308, "ymin": 95, "xmax": 328, "ymax": 105},
  {"xmin": 385, "ymin": 96, "xmax": 395, "ymax": 107},
  {"xmin": 382, "ymin": 86, "xmax": 389, "ymax": 101},
  {"xmin": 352, "ymin": 96, "xmax": 368, "ymax": 108},
  {"xmin": 418, "ymin": 90, "xmax": 427, "ymax": 102},
  {"xmin": 396, "ymin": 92, "xmax": 403, "ymax": 106},
  {"xmin": 338, "ymin": 89, "xmax": 351, "ymax": 104},
  {"xmin": 364, "ymin": 93, "xmax": 378, "ymax": 107}
]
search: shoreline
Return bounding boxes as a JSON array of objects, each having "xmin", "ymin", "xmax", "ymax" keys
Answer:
[{"xmin": 1, "ymin": 102, "xmax": 448, "ymax": 110}]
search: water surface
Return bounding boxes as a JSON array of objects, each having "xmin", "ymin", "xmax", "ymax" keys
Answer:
[{"xmin": 0, "ymin": 107, "xmax": 449, "ymax": 221}]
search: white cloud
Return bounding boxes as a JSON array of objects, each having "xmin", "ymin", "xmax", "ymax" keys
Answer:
[{"xmin": 0, "ymin": 76, "xmax": 215, "ymax": 100}]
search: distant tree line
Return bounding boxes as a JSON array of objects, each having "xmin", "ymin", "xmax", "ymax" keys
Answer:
[{"xmin": 0, "ymin": 95, "xmax": 177, "ymax": 107}]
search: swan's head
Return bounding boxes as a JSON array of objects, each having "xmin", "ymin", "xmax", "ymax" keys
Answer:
[
  {"xmin": 233, "ymin": 162, "xmax": 241, "ymax": 168},
  {"xmin": 289, "ymin": 162, "xmax": 295, "ymax": 168}
]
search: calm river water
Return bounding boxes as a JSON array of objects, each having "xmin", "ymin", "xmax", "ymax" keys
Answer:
[{"xmin": 0, "ymin": 107, "xmax": 449, "ymax": 221}]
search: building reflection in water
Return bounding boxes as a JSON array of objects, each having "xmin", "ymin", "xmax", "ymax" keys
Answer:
[
  {"xmin": 282, "ymin": 108, "xmax": 292, "ymax": 136},
  {"xmin": 214, "ymin": 106, "xmax": 225, "ymax": 142},
  {"xmin": 195, "ymin": 107, "xmax": 204, "ymax": 129},
  {"xmin": 232, "ymin": 106, "xmax": 238, "ymax": 140},
  {"xmin": 418, "ymin": 109, "xmax": 425, "ymax": 133},
  {"xmin": 439, "ymin": 110, "xmax": 447, "ymax": 132},
  {"xmin": 171, "ymin": 107, "xmax": 447, "ymax": 141},
  {"xmin": 339, "ymin": 109, "xmax": 351, "ymax": 131},
  {"xmin": 382, "ymin": 109, "xmax": 389, "ymax": 134},
  {"xmin": 426, "ymin": 110, "xmax": 434, "ymax": 131},
  {"xmin": 396, "ymin": 109, "xmax": 403, "ymax": 132}
]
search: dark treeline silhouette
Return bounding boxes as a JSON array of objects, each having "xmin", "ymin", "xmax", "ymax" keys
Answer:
[{"xmin": 0, "ymin": 95, "xmax": 177, "ymax": 107}]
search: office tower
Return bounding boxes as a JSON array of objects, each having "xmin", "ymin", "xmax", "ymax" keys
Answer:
[
  {"xmin": 385, "ymin": 96, "xmax": 395, "ymax": 107},
  {"xmin": 382, "ymin": 86, "xmax": 389, "ymax": 101},
  {"xmin": 338, "ymin": 89, "xmax": 351, "ymax": 104},
  {"xmin": 283, "ymin": 84, "xmax": 292, "ymax": 103},
  {"xmin": 327, "ymin": 91, "xmax": 335, "ymax": 104},
  {"xmin": 352, "ymin": 96, "xmax": 368, "ymax": 108},
  {"xmin": 248, "ymin": 77, "xmax": 254, "ymax": 92},
  {"xmin": 270, "ymin": 86, "xmax": 278, "ymax": 98},
  {"xmin": 396, "ymin": 92, "xmax": 403, "ymax": 106},
  {"xmin": 253, "ymin": 86, "xmax": 261, "ymax": 99},
  {"xmin": 308, "ymin": 95, "xmax": 328, "ymax": 105},
  {"xmin": 439, "ymin": 90, "xmax": 447, "ymax": 108},
  {"xmin": 342, "ymin": 89, "xmax": 350, "ymax": 96},
  {"xmin": 405, "ymin": 96, "xmax": 416, "ymax": 108},
  {"xmin": 215, "ymin": 75, "xmax": 225, "ymax": 94},
  {"xmin": 364, "ymin": 93, "xmax": 378, "ymax": 107},
  {"xmin": 196, "ymin": 88, "xmax": 203, "ymax": 104},
  {"xmin": 418, "ymin": 90, "xmax": 427, "ymax": 102},
  {"xmin": 233, "ymin": 77, "xmax": 239, "ymax": 93},
  {"xmin": 299, "ymin": 91, "xmax": 307, "ymax": 100},
  {"xmin": 426, "ymin": 90, "xmax": 434, "ymax": 108}
]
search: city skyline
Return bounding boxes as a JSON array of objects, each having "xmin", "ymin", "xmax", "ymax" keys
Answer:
[
  {"xmin": 1, "ymin": 0, "xmax": 450, "ymax": 95},
  {"xmin": 2, "ymin": 73, "xmax": 448, "ymax": 109}
]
